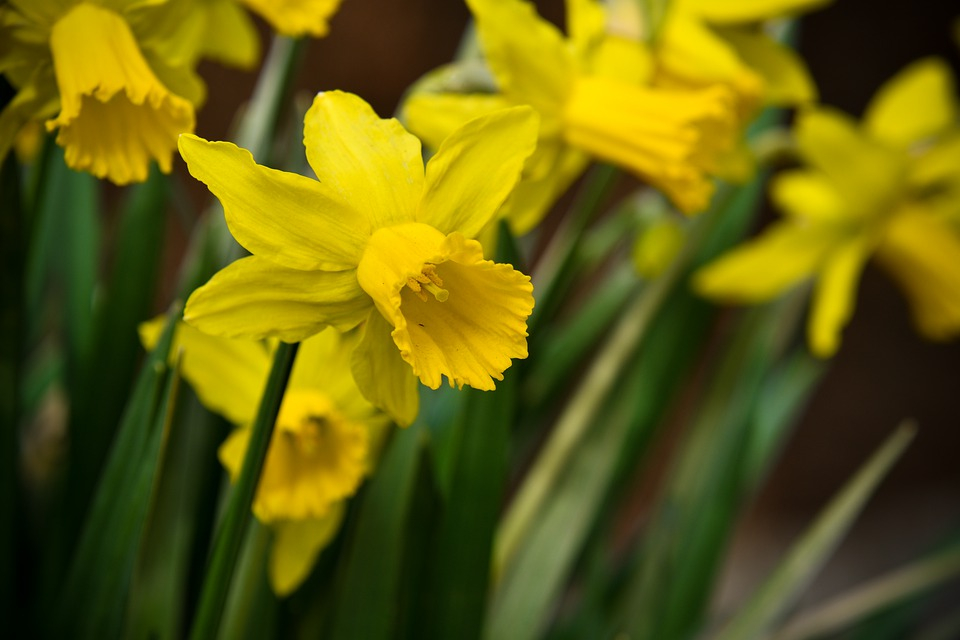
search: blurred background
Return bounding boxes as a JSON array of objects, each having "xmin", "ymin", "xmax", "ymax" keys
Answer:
[{"xmin": 175, "ymin": 0, "xmax": 960, "ymax": 616}]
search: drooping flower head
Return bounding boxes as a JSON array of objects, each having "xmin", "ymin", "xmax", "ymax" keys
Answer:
[
  {"xmin": 140, "ymin": 320, "xmax": 388, "ymax": 595},
  {"xmin": 402, "ymin": 0, "xmax": 738, "ymax": 234},
  {"xmin": 0, "ymin": 0, "xmax": 207, "ymax": 184},
  {"xmin": 694, "ymin": 58, "xmax": 960, "ymax": 357},
  {"xmin": 180, "ymin": 91, "xmax": 539, "ymax": 425}
]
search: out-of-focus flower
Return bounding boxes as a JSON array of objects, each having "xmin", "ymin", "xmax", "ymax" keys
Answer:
[
  {"xmin": 0, "ymin": 0, "xmax": 206, "ymax": 184},
  {"xmin": 240, "ymin": 0, "xmax": 343, "ymax": 38},
  {"xmin": 403, "ymin": 0, "xmax": 737, "ymax": 235},
  {"xmin": 694, "ymin": 58, "xmax": 960, "ymax": 357},
  {"xmin": 140, "ymin": 320, "xmax": 389, "ymax": 596},
  {"xmin": 179, "ymin": 91, "xmax": 538, "ymax": 425}
]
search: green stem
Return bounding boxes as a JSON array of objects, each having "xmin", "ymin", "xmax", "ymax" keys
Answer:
[{"xmin": 189, "ymin": 341, "xmax": 298, "ymax": 640}]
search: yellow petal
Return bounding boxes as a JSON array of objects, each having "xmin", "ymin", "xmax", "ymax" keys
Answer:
[
  {"xmin": 719, "ymin": 27, "xmax": 817, "ymax": 105},
  {"xmin": 502, "ymin": 145, "xmax": 589, "ymax": 235},
  {"xmin": 351, "ymin": 310, "xmax": 420, "ymax": 427},
  {"xmin": 240, "ymin": 0, "xmax": 342, "ymax": 38},
  {"xmin": 864, "ymin": 57, "xmax": 958, "ymax": 149},
  {"xmin": 198, "ymin": 0, "xmax": 260, "ymax": 69},
  {"xmin": 303, "ymin": 91, "xmax": 424, "ymax": 233},
  {"xmin": 268, "ymin": 507, "xmax": 345, "ymax": 597},
  {"xmin": 46, "ymin": 3, "xmax": 194, "ymax": 184},
  {"xmin": 0, "ymin": 75, "xmax": 58, "ymax": 163},
  {"xmin": 357, "ymin": 223, "xmax": 534, "ymax": 391},
  {"xmin": 402, "ymin": 92, "xmax": 513, "ymax": 154},
  {"xmin": 771, "ymin": 169, "xmax": 848, "ymax": 222},
  {"xmin": 589, "ymin": 36, "xmax": 654, "ymax": 85},
  {"xmin": 563, "ymin": 75, "xmax": 736, "ymax": 214},
  {"xmin": 794, "ymin": 107, "xmax": 906, "ymax": 217},
  {"xmin": 467, "ymin": 0, "xmax": 574, "ymax": 119},
  {"xmin": 139, "ymin": 316, "xmax": 271, "ymax": 425},
  {"xmin": 178, "ymin": 134, "xmax": 367, "ymax": 271},
  {"xmin": 184, "ymin": 257, "xmax": 371, "ymax": 342},
  {"xmin": 807, "ymin": 235, "xmax": 871, "ymax": 358},
  {"xmin": 417, "ymin": 106, "xmax": 539, "ymax": 238},
  {"xmin": 566, "ymin": 0, "xmax": 607, "ymax": 56},
  {"xmin": 877, "ymin": 210, "xmax": 960, "ymax": 341},
  {"xmin": 681, "ymin": 0, "xmax": 832, "ymax": 23},
  {"xmin": 693, "ymin": 221, "xmax": 841, "ymax": 302}
]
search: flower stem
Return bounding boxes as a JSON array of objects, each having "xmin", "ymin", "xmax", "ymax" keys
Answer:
[{"xmin": 188, "ymin": 341, "xmax": 299, "ymax": 640}]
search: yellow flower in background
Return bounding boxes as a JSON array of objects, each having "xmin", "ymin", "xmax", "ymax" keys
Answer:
[
  {"xmin": 642, "ymin": 0, "xmax": 831, "ymax": 117},
  {"xmin": 0, "ymin": 0, "xmax": 206, "ymax": 184},
  {"xmin": 180, "ymin": 91, "xmax": 538, "ymax": 425},
  {"xmin": 402, "ymin": 0, "xmax": 737, "ymax": 235},
  {"xmin": 694, "ymin": 58, "xmax": 960, "ymax": 357},
  {"xmin": 240, "ymin": 0, "xmax": 343, "ymax": 38},
  {"xmin": 140, "ymin": 320, "xmax": 389, "ymax": 596}
]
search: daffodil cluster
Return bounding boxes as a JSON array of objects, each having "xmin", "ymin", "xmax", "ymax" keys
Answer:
[
  {"xmin": 695, "ymin": 58, "xmax": 960, "ymax": 356},
  {"xmin": 180, "ymin": 91, "xmax": 539, "ymax": 425}
]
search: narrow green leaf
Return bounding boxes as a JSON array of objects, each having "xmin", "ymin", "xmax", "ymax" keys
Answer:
[
  {"xmin": 714, "ymin": 424, "xmax": 916, "ymax": 640},
  {"xmin": 328, "ymin": 424, "xmax": 431, "ymax": 639},
  {"xmin": 189, "ymin": 341, "xmax": 299, "ymax": 640}
]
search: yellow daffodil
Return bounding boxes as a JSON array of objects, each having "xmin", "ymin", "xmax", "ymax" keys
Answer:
[
  {"xmin": 180, "ymin": 91, "xmax": 538, "ymax": 425},
  {"xmin": 694, "ymin": 58, "xmax": 960, "ymax": 357},
  {"xmin": 240, "ymin": 0, "xmax": 343, "ymax": 38},
  {"xmin": 402, "ymin": 0, "xmax": 737, "ymax": 235},
  {"xmin": 0, "ymin": 0, "xmax": 206, "ymax": 184},
  {"xmin": 641, "ymin": 0, "xmax": 830, "ymax": 117},
  {"xmin": 140, "ymin": 320, "xmax": 389, "ymax": 596}
]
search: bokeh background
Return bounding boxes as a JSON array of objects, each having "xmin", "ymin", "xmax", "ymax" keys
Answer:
[{"xmin": 175, "ymin": 0, "xmax": 960, "ymax": 614}]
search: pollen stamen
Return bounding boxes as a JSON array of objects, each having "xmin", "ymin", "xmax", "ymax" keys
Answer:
[{"xmin": 406, "ymin": 264, "xmax": 449, "ymax": 302}]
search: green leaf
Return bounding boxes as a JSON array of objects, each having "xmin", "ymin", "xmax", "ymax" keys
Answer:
[
  {"xmin": 714, "ymin": 424, "xmax": 916, "ymax": 640},
  {"xmin": 189, "ymin": 341, "xmax": 299, "ymax": 640}
]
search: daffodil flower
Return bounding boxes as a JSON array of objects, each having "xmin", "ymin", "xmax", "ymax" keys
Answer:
[
  {"xmin": 239, "ymin": 0, "xmax": 343, "ymax": 38},
  {"xmin": 641, "ymin": 0, "xmax": 829, "ymax": 117},
  {"xmin": 179, "ymin": 91, "xmax": 538, "ymax": 425},
  {"xmin": 140, "ymin": 320, "xmax": 388, "ymax": 596},
  {"xmin": 0, "ymin": 0, "xmax": 208, "ymax": 184},
  {"xmin": 694, "ymin": 58, "xmax": 960, "ymax": 357},
  {"xmin": 402, "ymin": 0, "xmax": 736, "ymax": 234}
]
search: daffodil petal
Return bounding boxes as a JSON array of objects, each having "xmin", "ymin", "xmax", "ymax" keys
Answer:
[
  {"xmin": 864, "ymin": 57, "xmax": 957, "ymax": 149},
  {"xmin": 771, "ymin": 169, "xmax": 847, "ymax": 222},
  {"xmin": 268, "ymin": 507, "xmax": 345, "ymax": 597},
  {"xmin": 794, "ymin": 107, "xmax": 906, "ymax": 215},
  {"xmin": 240, "ymin": 0, "xmax": 342, "ymax": 38},
  {"xmin": 178, "ymin": 134, "xmax": 367, "ymax": 270},
  {"xmin": 503, "ymin": 145, "xmax": 589, "ymax": 235},
  {"xmin": 719, "ymin": 28, "xmax": 816, "ymax": 105},
  {"xmin": 877, "ymin": 211, "xmax": 960, "ymax": 341},
  {"xmin": 303, "ymin": 91, "xmax": 423, "ymax": 232},
  {"xmin": 467, "ymin": 0, "xmax": 573, "ymax": 116},
  {"xmin": 198, "ymin": 0, "xmax": 260, "ymax": 69},
  {"xmin": 140, "ymin": 316, "xmax": 271, "ymax": 425},
  {"xmin": 566, "ymin": 0, "xmax": 607, "ymax": 56},
  {"xmin": 184, "ymin": 257, "xmax": 371, "ymax": 342},
  {"xmin": 693, "ymin": 221, "xmax": 840, "ymax": 302},
  {"xmin": 417, "ymin": 106, "xmax": 539, "ymax": 238},
  {"xmin": 351, "ymin": 310, "xmax": 420, "ymax": 427},
  {"xmin": 682, "ymin": 0, "xmax": 831, "ymax": 23},
  {"xmin": 0, "ymin": 76, "xmax": 58, "ymax": 162},
  {"xmin": 807, "ymin": 236, "xmax": 871, "ymax": 358},
  {"xmin": 402, "ymin": 92, "xmax": 512, "ymax": 151}
]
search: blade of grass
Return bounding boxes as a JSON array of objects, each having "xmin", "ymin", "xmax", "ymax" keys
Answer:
[
  {"xmin": 189, "ymin": 340, "xmax": 299, "ymax": 640},
  {"xmin": 713, "ymin": 423, "xmax": 916, "ymax": 640}
]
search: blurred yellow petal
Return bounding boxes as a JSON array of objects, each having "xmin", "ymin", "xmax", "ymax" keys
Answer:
[
  {"xmin": 794, "ymin": 107, "xmax": 906, "ymax": 216},
  {"xmin": 563, "ymin": 76, "xmax": 736, "ymax": 214},
  {"xmin": 720, "ymin": 28, "xmax": 817, "ymax": 105},
  {"xmin": 771, "ymin": 169, "xmax": 847, "ymax": 222},
  {"xmin": 632, "ymin": 217, "xmax": 686, "ymax": 278},
  {"xmin": 417, "ymin": 106, "xmax": 539, "ymax": 238},
  {"xmin": 268, "ymin": 507, "xmax": 345, "ymax": 597},
  {"xmin": 566, "ymin": 0, "xmax": 606, "ymax": 56},
  {"xmin": 46, "ymin": 3, "xmax": 194, "ymax": 184},
  {"xmin": 807, "ymin": 236, "xmax": 872, "ymax": 358},
  {"xmin": 468, "ymin": 0, "xmax": 574, "ymax": 117},
  {"xmin": 403, "ymin": 93, "xmax": 512, "ymax": 151},
  {"xmin": 240, "ymin": 0, "xmax": 342, "ymax": 38},
  {"xmin": 590, "ymin": 36, "xmax": 654, "ymax": 85},
  {"xmin": 681, "ymin": 0, "xmax": 831, "ymax": 23},
  {"xmin": 303, "ymin": 91, "xmax": 423, "ymax": 233},
  {"xmin": 502, "ymin": 145, "xmax": 589, "ymax": 235},
  {"xmin": 877, "ymin": 211, "xmax": 960, "ymax": 340},
  {"xmin": 178, "ymin": 134, "xmax": 367, "ymax": 271},
  {"xmin": 693, "ymin": 221, "xmax": 840, "ymax": 301},
  {"xmin": 351, "ymin": 310, "xmax": 420, "ymax": 426},
  {"xmin": 864, "ymin": 57, "xmax": 958, "ymax": 149},
  {"xmin": 199, "ymin": 0, "xmax": 260, "ymax": 69},
  {"xmin": 184, "ymin": 257, "xmax": 371, "ymax": 342},
  {"xmin": 0, "ymin": 76, "xmax": 58, "ymax": 163}
]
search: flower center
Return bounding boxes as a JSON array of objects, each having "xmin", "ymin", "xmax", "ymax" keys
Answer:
[{"xmin": 406, "ymin": 264, "xmax": 449, "ymax": 302}]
